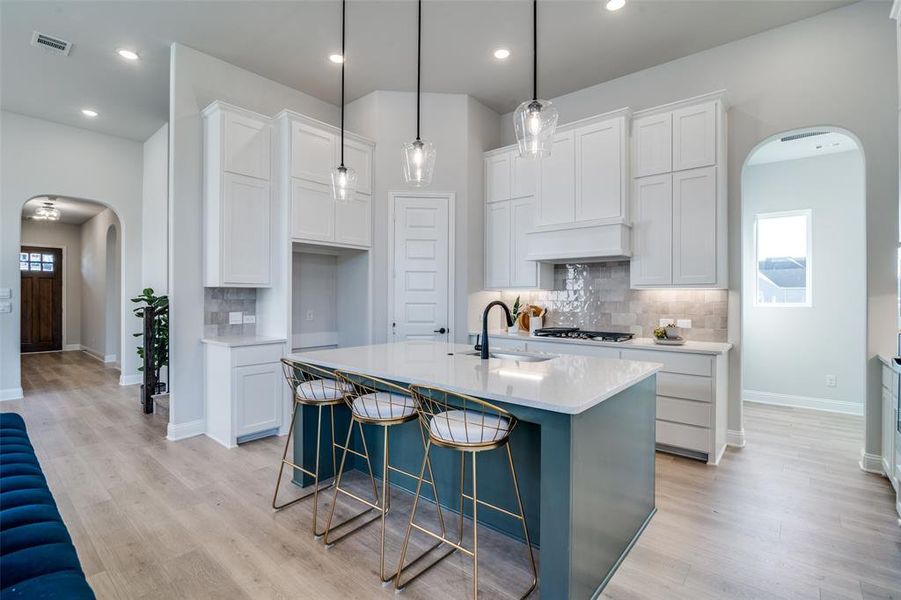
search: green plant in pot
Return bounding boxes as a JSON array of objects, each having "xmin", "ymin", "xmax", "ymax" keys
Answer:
[{"xmin": 132, "ymin": 288, "xmax": 169, "ymax": 399}]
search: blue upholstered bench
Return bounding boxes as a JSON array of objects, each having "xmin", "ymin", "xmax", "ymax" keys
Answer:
[{"xmin": 1, "ymin": 413, "xmax": 95, "ymax": 599}]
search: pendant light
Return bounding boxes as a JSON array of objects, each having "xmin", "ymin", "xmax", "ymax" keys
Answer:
[
  {"xmin": 402, "ymin": 0, "xmax": 436, "ymax": 186},
  {"xmin": 331, "ymin": 0, "xmax": 357, "ymax": 202},
  {"xmin": 513, "ymin": 0, "xmax": 558, "ymax": 158}
]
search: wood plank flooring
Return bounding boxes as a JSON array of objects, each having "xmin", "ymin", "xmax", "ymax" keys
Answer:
[{"xmin": 4, "ymin": 351, "xmax": 900, "ymax": 599}]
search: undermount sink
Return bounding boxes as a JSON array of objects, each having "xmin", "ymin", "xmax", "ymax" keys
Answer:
[{"xmin": 464, "ymin": 350, "xmax": 555, "ymax": 363}]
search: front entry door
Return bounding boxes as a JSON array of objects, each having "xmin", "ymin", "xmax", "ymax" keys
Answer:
[
  {"xmin": 20, "ymin": 246, "xmax": 62, "ymax": 353},
  {"xmin": 391, "ymin": 194, "xmax": 451, "ymax": 341}
]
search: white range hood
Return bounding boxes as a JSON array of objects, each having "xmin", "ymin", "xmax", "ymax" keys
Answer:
[{"xmin": 525, "ymin": 221, "xmax": 631, "ymax": 263}]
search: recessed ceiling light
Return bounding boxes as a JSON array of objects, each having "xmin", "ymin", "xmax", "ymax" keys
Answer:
[
  {"xmin": 81, "ymin": 109, "xmax": 98, "ymax": 118},
  {"xmin": 494, "ymin": 48, "xmax": 510, "ymax": 60},
  {"xmin": 605, "ymin": 0, "xmax": 626, "ymax": 11},
  {"xmin": 329, "ymin": 53, "xmax": 344, "ymax": 64},
  {"xmin": 117, "ymin": 48, "xmax": 139, "ymax": 61}
]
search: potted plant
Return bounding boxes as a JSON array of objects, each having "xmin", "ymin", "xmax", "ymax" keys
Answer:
[
  {"xmin": 132, "ymin": 288, "xmax": 169, "ymax": 410},
  {"xmin": 510, "ymin": 296, "xmax": 522, "ymax": 333}
]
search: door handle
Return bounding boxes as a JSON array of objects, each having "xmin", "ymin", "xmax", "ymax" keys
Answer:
[{"xmin": 433, "ymin": 327, "xmax": 447, "ymax": 334}]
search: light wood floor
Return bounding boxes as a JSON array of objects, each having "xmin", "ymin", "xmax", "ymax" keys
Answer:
[{"xmin": 4, "ymin": 351, "xmax": 900, "ymax": 599}]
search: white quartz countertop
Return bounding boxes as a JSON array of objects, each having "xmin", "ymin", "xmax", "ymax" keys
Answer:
[
  {"xmin": 478, "ymin": 330, "xmax": 732, "ymax": 355},
  {"xmin": 201, "ymin": 335, "xmax": 287, "ymax": 348},
  {"xmin": 288, "ymin": 341, "xmax": 661, "ymax": 415},
  {"xmin": 879, "ymin": 354, "xmax": 901, "ymax": 372}
]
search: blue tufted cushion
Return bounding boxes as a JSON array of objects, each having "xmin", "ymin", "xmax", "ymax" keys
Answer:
[{"xmin": 0, "ymin": 413, "xmax": 95, "ymax": 599}]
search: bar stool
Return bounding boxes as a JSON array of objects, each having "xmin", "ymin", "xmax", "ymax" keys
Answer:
[
  {"xmin": 272, "ymin": 358, "xmax": 376, "ymax": 538},
  {"xmin": 322, "ymin": 370, "xmax": 449, "ymax": 584},
  {"xmin": 396, "ymin": 384, "xmax": 538, "ymax": 599}
]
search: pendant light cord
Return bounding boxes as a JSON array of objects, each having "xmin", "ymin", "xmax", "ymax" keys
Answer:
[
  {"xmin": 532, "ymin": 0, "xmax": 537, "ymax": 102},
  {"xmin": 340, "ymin": 0, "xmax": 346, "ymax": 166},
  {"xmin": 416, "ymin": 0, "xmax": 422, "ymax": 141}
]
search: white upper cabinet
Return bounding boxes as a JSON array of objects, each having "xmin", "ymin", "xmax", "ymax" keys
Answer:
[
  {"xmin": 486, "ymin": 153, "xmax": 512, "ymax": 203},
  {"xmin": 339, "ymin": 137, "xmax": 372, "ymax": 196},
  {"xmin": 672, "ymin": 102, "xmax": 716, "ymax": 172},
  {"xmin": 672, "ymin": 167, "xmax": 717, "ymax": 285},
  {"xmin": 630, "ymin": 174, "xmax": 673, "ymax": 287},
  {"xmin": 291, "ymin": 121, "xmax": 336, "ymax": 183},
  {"xmin": 630, "ymin": 92, "xmax": 727, "ymax": 289},
  {"xmin": 510, "ymin": 197, "xmax": 550, "ymax": 288},
  {"xmin": 335, "ymin": 195, "xmax": 371, "ymax": 247},
  {"xmin": 291, "ymin": 178, "xmax": 334, "ymax": 243},
  {"xmin": 484, "ymin": 201, "xmax": 511, "ymax": 289},
  {"xmin": 632, "ymin": 112, "xmax": 672, "ymax": 177},
  {"xmin": 203, "ymin": 102, "xmax": 272, "ymax": 287},
  {"xmin": 536, "ymin": 130, "xmax": 576, "ymax": 227},
  {"xmin": 511, "ymin": 153, "xmax": 537, "ymax": 199},
  {"xmin": 574, "ymin": 117, "xmax": 626, "ymax": 223}
]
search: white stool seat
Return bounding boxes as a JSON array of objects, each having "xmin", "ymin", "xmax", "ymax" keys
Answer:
[
  {"xmin": 296, "ymin": 379, "xmax": 353, "ymax": 402},
  {"xmin": 429, "ymin": 410, "xmax": 511, "ymax": 445},
  {"xmin": 352, "ymin": 392, "xmax": 416, "ymax": 420}
]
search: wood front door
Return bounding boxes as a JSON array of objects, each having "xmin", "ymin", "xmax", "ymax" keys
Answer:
[{"xmin": 20, "ymin": 246, "xmax": 62, "ymax": 353}]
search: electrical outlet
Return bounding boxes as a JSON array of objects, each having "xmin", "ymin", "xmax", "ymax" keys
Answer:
[
  {"xmin": 676, "ymin": 319, "xmax": 692, "ymax": 329},
  {"xmin": 659, "ymin": 318, "xmax": 675, "ymax": 327},
  {"xmin": 825, "ymin": 375, "xmax": 837, "ymax": 388},
  {"xmin": 306, "ymin": 310, "xmax": 314, "ymax": 321},
  {"xmin": 228, "ymin": 311, "xmax": 243, "ymax": 325},
  {"xmin": 242, "ymin": 314, "xmax": 256, "ymax": 324}
]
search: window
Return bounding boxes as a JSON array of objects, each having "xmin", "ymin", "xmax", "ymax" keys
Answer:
[
  {"xmin": 20, "ymin": 250, "xmax": 55, "ymax": 273},
  {"xmin": 754, "ymin": 210, "xmax": 811, "ymax": 307}
]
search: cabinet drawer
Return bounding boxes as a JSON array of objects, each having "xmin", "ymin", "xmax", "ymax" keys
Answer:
[
  {"xmin": 657, "ymin": 372, "xmax": 712, "ymax": 402},
  {"xmin": 657, "ymin": 397, "xmax": 711, "ymax": 428},
  {"xmin": 656, "ymin": 420, "xmax": 709, "ymax": 453},
  {"xmin": 232, "ymin": 344, "xmax": 284, "ymax": 367},
  {"xmin": 528, "ymin": 340, "xmax": 620, "ymax": 359},
  {"xmin": 620, "ymin": 349, "xmax": 712, "ymax": 377}
]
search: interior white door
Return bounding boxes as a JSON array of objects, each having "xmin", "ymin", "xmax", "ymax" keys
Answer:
[{"xmin": 392, "ymin": 195, "xmax": 451, "ymax": 341}]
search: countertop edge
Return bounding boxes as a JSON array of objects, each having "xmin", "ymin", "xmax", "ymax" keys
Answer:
[
  {"xmin": 201, "ymin": 336, "xmax": 288, "ymax": 348},
  {"xmin": 476, "ymin": 330, "xmax": 732, "ymax": 355},
  {"xmin": 879, "ymin": 354, "xmax": 901, "ymax": 372}
]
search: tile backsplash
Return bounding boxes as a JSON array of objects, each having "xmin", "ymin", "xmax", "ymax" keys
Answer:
[
  {"xmin": 500, "ymin": 261, "xmax": 728, "ymax": 342},
  {"xmin": 204, "ymin": 288, "xmax": 257, "ymax": 337}
]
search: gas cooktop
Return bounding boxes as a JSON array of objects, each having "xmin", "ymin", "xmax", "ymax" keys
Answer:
[{"xmin": 532, "ymin": 327, "xmax": 634, "ymax": 342}]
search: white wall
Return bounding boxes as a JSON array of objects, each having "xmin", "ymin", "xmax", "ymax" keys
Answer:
[
  {"xmin": 167, "ymin": 43, "xmax": 340, "ymax": 433},
  {"xmin": 292, "ymin": 252, "xmax": 338, "ymax": 349},
  {"xmin": 742, "ymin": 150, "xmax": 866, "ymax": 414},
  {"xmin": 143, "ymin": 123, "xmax": 169, "ymax": 294},
  {"xmin": 20, "ymin": 220, "xmax": 83, "ymax": 350},
  {"xmin": 80, "ymin": 208, "xmax": 122, "ymax": 363},
  {"xmin": 346, "ymin": 90, "xmax": 500, "ymax": 343},
  {"xmin": 0, "ymin": 111, "xmax": 144, "ymax": 398},
  {"xmin": 499, "ymin": 1, "xmax": 898, "ymax": 455}
]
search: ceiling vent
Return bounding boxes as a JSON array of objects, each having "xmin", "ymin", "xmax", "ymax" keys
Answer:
[
  {"xmin": 31, "ymin": 31, "xmax": 72, "ymax": 56},
  {"xmin": 780, "ymin": 131, "xmax": 829, "ymax": 143}
]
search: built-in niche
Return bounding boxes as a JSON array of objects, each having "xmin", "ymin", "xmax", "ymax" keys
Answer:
[{"xmin": 291, "ymin": 244, "xmax": 370, "ymax": 351}]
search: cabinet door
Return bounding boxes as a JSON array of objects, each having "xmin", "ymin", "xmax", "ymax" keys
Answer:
[
  {"xmin": 224, "ymin": 112, "xmax": 271, "ymax": 180},
  {"xmin": 485, "ymin": 201, "xmax": 511, "ymax": 288},
  {"xmin": 630, "ymin": 174, "xmax": 672, "ymax": 287},
  {"xmin": 338, "ymin": 138, "xmax": 372, "ymax": 195},
  {"xmin": 291, "ymin": 178, "xmax": 334, "ymax": 242},
  {"xmin": 511, "ymin": 152, "xmax": 538, "ymax": 199},
  {"xmin": 335, "ymin": 194, "xmax": 371, "ymax": 247},
  {"xmin": 633, "ymin": 112, "xmax": 672, "ymax": 177},
  {"xmin": 575, "ymin": 118, "xmax": 624, "ymax": 222},
  {"xmin": 222, "ymin": 173, "xmax": 270, "ymax": 285},
  {"xmin": 510, "ymin": 197, "xmax": 537, "ymax": 288},
  {"xmin": 672, "ymin": 102, "xmax": 716, "ymax": 172},
  {"xmin": 883, "ymin": 386, "xmax": 895, "ymax": 482},
  {"xmin": 234, "ymin": 362, "xmax": 281, "ymax": 438},
  {"xmin": 291, "ymin": 122, "xmax": 336, "ymax": 183},
  {"xmin": 536, "ymin": 130, "xmax": 575, "ymax": 227},
  {"xmin": 672, "ymin": 167, "xmax": 717, "ymax": 285},
  {"xmin": 486, "ymin": 153, "xmax": 511, "ymax": 203}
]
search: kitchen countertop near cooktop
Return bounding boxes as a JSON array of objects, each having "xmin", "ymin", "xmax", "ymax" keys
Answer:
[
  {"xmin": 200, "ymin": 335, "xmax": 287, "ymax": 348},
  {"xmin": 476, "ymin": 330, "xmax": 732, "ymax": 355}
]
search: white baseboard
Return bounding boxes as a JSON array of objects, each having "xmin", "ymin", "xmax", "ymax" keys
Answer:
[
  {"xmin": 103, "ymin": 353, "xmax": 118, "ymax": 364},
  {"xmin": 859, "ymin": 450, "xmax": 884, "ymax": 475},
  {"xmin": 0, "ymin": 387, "xmax": 24, "ymax": 402},
  {"xmin": 727, "ymin": 428, "xmax": 746, "ymax": 448},
  {"xmin": 119, "ymin": 373, "xmax": 143, "ymax": 386},
  {"xmin": 167, "ymin": 418, "xmax": 206, "ymax": 442},
  {"xmin": 63, "ymin": 344, "xmax": 81, "ymax": 352},
  {"xmin": 744, "ymin": 390, "xmax": 863, "ymax": 416},
  {"xmin": 81, "ymin": 347, "xmax": 105, "ymax": 362}
]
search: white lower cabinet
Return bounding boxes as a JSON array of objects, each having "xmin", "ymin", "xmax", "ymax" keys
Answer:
[
  {"xmin": 882, "ymin": 362, "xmax": 898, "ymax": 494},
  {"xmin": 204, "ymin": 340, "xmax": 287, "ymax": 448}
]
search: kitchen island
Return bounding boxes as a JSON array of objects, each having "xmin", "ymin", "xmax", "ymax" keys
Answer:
[{"xmin": 287, "ymin": 341, "xmax": 661, "ymax": 599}]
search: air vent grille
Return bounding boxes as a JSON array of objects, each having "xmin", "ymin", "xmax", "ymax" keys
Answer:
[
  {"xmin": 780, "ymin": 131, "xmax": 829, "ymax": 143},
  {"xmin": 31, "ymin": 31, "xmax": 72, "ymax": 55}
]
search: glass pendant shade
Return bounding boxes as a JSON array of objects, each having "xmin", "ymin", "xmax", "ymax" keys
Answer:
[
  {"xmin": 402, "ymin": 138, "xmax": 436, "ymax": 187},
  {"xmin": 331, "ymin": 165, "xmax": 357, "ymax": 202},
  {"xmin": 514, "ymin": 98, "xmax": 558, "ymax": 158}
]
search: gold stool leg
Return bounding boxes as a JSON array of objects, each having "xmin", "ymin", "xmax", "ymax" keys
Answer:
[
  {"xmin": 379, "ymin": 425, "xmax": 390, "ymax": 582},
  {"xmin": 394, "ymin": 438, "xmax": 431, "ymax": 590},
  {"xmin": 507, "ymin": 443, "xmax": 538, "ymax": 599},
  {"xmin": 271, "ymin": 400, "xmax": 301, "ymax": 510},
  {"xmin": 471, "ymin": 451, "xmax": 479, "ymax": 600},
  {"xmin": 273, "ymin": 402, "xmax": 334, "ymax": 519}
]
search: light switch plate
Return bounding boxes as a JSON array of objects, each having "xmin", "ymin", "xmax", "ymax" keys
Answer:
[
  {"xmin": 228, "ymin": 311, "xmax": 243, "ymax": 325},
  {"xmin": 242, "ymin": 314, "xmax": 256, "ymax": 324},
  {"xmin": 825, "ymin": 374, "xmax": 837, "ymax": 388},
  {"xmin": 676, "ymin": 319, "xmax": 692, "ymax": 329},
  {"xmin": 0, "ymin": 300, "xmax": 11, "ymax": 313},
  {"xmin": 0, "ymin": 288, "xmax": 11, "ymax": 299}
]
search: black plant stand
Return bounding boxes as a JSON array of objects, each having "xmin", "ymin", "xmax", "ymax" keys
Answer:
[{"xmin": 142, "ymin": 306, "xmax": 156, "ymax": 414}]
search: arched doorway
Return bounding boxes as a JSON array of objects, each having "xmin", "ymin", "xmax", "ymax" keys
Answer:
[
  {"xmin": 740, "ymin": 128, "xmax": 866, "ymax": 451},
  {"xmin": 105, "ymin": 224, "xmax": 121, "ymax": 366}
]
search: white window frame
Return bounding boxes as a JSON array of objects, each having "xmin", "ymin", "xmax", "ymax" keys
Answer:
[{"xmin": 753, "ymin": 209, "xmax": 812, "ymax": 308}]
